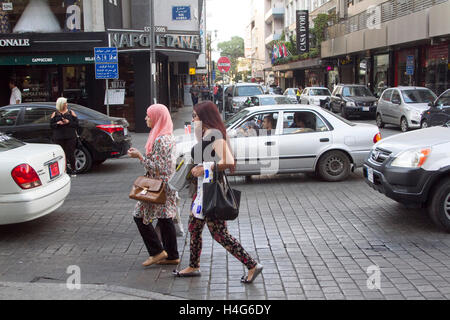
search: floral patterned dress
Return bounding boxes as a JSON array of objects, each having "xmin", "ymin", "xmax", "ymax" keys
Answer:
[{"xmin": 133, "ymin": 134, "xmax": 177, "ymax": 225}]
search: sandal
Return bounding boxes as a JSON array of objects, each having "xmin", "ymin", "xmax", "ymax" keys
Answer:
[{"xmin": 241, "ymin": 264, "xmax": 263, "ymax": 284}]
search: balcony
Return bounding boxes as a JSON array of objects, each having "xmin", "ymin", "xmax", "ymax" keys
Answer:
[
  {"xmin": 265, "ymin": 7, "xmax": 285, "ymax": 23},
  {"xmin": 265, "ymin": 31, "xmax": 283, "ymax": 45}
]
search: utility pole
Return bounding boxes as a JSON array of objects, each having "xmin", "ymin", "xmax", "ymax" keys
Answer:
[{"xmin": 149, "ymin": 0, "xmax": 157, "ymax": 105}]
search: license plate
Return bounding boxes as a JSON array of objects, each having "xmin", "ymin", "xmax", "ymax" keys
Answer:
[
  {"xmin": 124, "ymin": 128, "xmax": 128, "ymax": 136},
  {"xmin": 49, "ymin": 161, "xmax": 60, "ymax": 179},
  {"xmin": 367, "ymin": 167, "xmax": 374, "ymax": 183},
  {"xmin": 362, "ymin": 106, "xmax": 370, "ymax": 111}
]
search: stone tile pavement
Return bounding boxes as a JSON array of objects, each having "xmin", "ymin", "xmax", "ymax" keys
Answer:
[{"xmin": 1, "ymin": 105, "xmax": 450, "ymax": 300}]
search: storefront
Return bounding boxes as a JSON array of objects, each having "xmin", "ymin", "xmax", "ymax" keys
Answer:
[
  {"xmin": 421, "ymin": 42, "xmax": 449, "ymax": 95},
  {"xmin": 394, "ymin": 48, "xmax": 418, "ymax": 87},
  {"xmin": 373, "ymin": 53, "xmax": 390, "ymax": 97},
  {"xmin": 0, "ymin": 32, "xmax": 107, "ymax": 109},
  {"xmin": 339, "ymin": 56, "xmax": 355, "ymax": 84}
]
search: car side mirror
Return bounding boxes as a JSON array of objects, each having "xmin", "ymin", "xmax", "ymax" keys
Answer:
[{"xmin": 428, "ymin": 101, "xmax": 435, "ymax": 108}]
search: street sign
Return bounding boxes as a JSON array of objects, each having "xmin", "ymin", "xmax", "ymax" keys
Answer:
[
  {"xmin": 217, "ymin": 56, "xmax": 231, "ymax": 73},
  {"xmin": 94, "ymin": 47, "xmax": 118, "ymax": 79},
  {"xmin": 406, "ymin": 55, "xmax": 414, "ymax": 76},
  {"xmin": 172, "ymin": 6, "xmax": 191, "ymax": 21}
]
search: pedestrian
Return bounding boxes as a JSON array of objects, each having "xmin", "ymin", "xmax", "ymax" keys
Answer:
[
  {"xmin": 173, "ymin": 101, "xmax": 263, "ymax": 284},
  {"xmin": 9, "ymin": 79, "xmax": 21, "ymax": 105},
  {"xmin": 127, "ymin": 104, "xmax": 180, "ymax": 267},
  {"xmin": 50, "ymin": 97, "xmax": 78, "ymax": 176},
  {"xmin": 190, "ymin": 83, "xmax": 200, "ymax": 106}
]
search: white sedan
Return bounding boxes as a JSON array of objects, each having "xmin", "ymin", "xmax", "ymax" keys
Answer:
[
  {"xmin": 299, "ymin": 87, "xmax": 332, "ymax": 106},
  {"xmin": 177, "ymin": 105, "xmax": 381, "ymax": 181},
  {"xmin": 0, "ymin": 134, "xmax": 71, "ymax": 225}
]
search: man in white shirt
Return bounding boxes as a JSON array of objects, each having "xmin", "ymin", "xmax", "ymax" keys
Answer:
[{"xmin": 9, "ymin": 80, "xmax": 22, "ymax": 105}]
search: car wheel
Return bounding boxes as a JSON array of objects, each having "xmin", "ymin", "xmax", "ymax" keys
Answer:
[
  {"xmin": 421, "ymin": 119, "xmax": 429, "ymax": 129},
  {"xmin": 316, "ymin": 150, "xmax": 351, "ymax": 182},
  {"xmin": 376, "ymin": 113, "xmax": 385, "ymax": 128},
  {"xmin": 428, "ymin": 177, "xmax": 450, "ymax": 232},
  {"xmin": 74, "ymin": 145, "xmax": 93, "ymax": 173},
  {"xmin": 400, "ymin": 117, "xmax": 409, "ymax": 132}
]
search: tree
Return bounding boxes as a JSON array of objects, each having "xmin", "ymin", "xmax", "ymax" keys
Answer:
[{"xmin": 217, "ymin": 36, "xmax": 245, "ymax": 82}]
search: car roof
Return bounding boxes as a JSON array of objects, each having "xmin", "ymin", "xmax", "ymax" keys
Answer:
[
  {"xmin": 337, "ymin": 84, "xmax": 367, "ymax": 87},
  {"xmin": 394, "ymin": 86, "xmax": 432, "ymax": 90},
  {"xmin": 243, "ymin": 104, "xmax": 323, "ymax": 113},
  {"xmin": 251, "ymin": 95, "xmax": 286, "ymax": 98},
  {"xmin": 304, "ymin": 87, "xmax": 329, "ymax": 90},
  {"xmin": 234, "ymin": 83, "xmax": 262, "ymax": 87}
]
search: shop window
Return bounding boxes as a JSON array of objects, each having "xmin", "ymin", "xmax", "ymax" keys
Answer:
[
  {"xmin": 14, "ymin": 66, "xmax": 56, "ymax": 103},
  {"xmin": 424, "ymin": 43, "xmax": 449, "ymax": 96},
  {"xmin": 22, "ymin": 107, "xmax": 54, "ymax": 125},
  {"xmin": 63, "ymin": 65, "xmax": 87, "ymax": 105}
]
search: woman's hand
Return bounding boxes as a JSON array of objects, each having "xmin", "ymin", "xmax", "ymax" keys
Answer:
[
  {"xmin": 127, "ymin": 147, "xmax": 143, "ymax": 161},
  {"xmin": 191, "ymin": 165, "xmax": 204, "ymax": 178},
  {"xmin": 57, "ymin": 121, "xmax": 64, "ymax": 125}
]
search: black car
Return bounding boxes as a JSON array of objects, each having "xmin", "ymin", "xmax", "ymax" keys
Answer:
[
  {"xmin": 0, "ymin": 102, "xmax": 132, "ymax": 173},
  {"xmin": 329, "ymin": 84, "xmax": 378, "ymax": 119},
  {"xmin": 420, "ymin": 89, "xmax": 450, "ymax": 128}
]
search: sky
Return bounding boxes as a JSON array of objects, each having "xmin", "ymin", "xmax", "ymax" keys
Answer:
[{"xmin": 205, "ymin": 0, "xmax": 251, "ymax": 60}]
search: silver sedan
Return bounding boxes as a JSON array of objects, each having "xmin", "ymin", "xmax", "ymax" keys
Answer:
[{"xmin": 177, "ymin": 105, "xmax": 381, "ymax": 182}]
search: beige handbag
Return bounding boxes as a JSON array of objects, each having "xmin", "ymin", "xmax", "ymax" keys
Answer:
[{"xmin": 129, "ymin": 176, "xmax": 166, "ymax": 204}]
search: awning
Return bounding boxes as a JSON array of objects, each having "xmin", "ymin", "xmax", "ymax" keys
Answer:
[
  {"xmin": 272, "ymin": 57, "xmax": 323, "ymax": 72},
  {"xmin": 0, "ymin": 54, "xmax": 94, "ymax": 65}
]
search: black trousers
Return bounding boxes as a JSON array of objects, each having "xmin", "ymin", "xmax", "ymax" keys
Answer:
[
  {"xmin": 134, "ymin": 217, "xmax": 179, "ymax": 260},
  {"xmin": 54, "ymin": 138, "xmax": 77, "ymax": 172}
]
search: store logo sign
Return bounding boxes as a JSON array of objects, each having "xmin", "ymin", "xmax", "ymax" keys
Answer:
[
  {"xmin": 296, "ymin": 10, "xmax": 309, "ymax": 54},
  {"xmin": 109, "ymin": 32, "xmax": 200, "ymax": 52},
  {"xmin": 0, "ymin": 39, "xmax": 30, "ymax": 47}
]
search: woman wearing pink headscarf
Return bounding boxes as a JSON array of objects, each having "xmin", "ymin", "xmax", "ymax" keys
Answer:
[{"xmin": 127, "ymin": 104, "xmax": 179, "ymax": 266}]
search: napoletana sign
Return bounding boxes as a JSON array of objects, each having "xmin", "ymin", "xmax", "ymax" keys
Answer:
[
  {"xmin": 0, "ymin": 39, "xmax": 30, "ymax": 47},
  {"xmin": 109, "ymin": 31, "xmax": 200, "ymax": 52}
]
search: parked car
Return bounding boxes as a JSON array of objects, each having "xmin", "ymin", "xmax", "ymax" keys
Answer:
[
  {"xmin": 420, "ymin": 89, "xmax": 450, "ymax": 128},
  {"xmin": 363, "ymin": 124, "xmax": 450, "ymax": 232},
  {"xmin": 283, "ymin": 88, "xmax": 301, "ymax": 104},
  {"xmin": 0, "ymin": 103, "xmax": 132, "ymax": 173},
  {"xmin": 242, "ymin": 95, "xmax": 294, "ymax": 108},
  {"xmin": 0, "ymin": 133, "xmax": 71, "ymax": 225},
  {"xmin": 177, "ymin": 105, "xmax": 381, "ymax": 182},
  {"xmin": 329, "ymin": 84, "xmax": 378, "ymax": 119},
  {"xmin": 224, "ymin": 83, "xmax": 264, "ymax": 116},
  {"xmin": 376, "ymin": 86, "xmax": 437, "ymax": 132},
  {"xmin": 299, "ymin": 87, "xmax": 332, "ymax": 106}
]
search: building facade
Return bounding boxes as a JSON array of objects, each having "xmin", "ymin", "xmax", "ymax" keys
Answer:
[{"xmin": 0, "ymin": 0, "xmax": 204, "ymax": 132}]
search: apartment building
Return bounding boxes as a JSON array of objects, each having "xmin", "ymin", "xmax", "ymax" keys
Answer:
[{"xmin": 0, "ymin": 0, "xmax": 204, "ymax": 132}]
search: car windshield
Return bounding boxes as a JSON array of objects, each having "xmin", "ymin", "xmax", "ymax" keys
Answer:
[
  {"xmin": 401, "ymin": 90, "xmax": 437, "ymax": 104},
  {"xmin": 436, "ymin": 91, "xmax": 450, "ymax": 108},
  {"xmin": 69, "ymin": 103, "xmax": 109, "ymax": 119},
  {"xmin": 236, "ymin": 86, "xmax": 263, "ymax": 96},
  {"xmin": 343, "ymin": 86, "xmax": 373, "ymax": 97},
  {"xmin": 0, "ymin": 133, "xmax": 24, "ymax": 152},
  {"xmin": 321, "ymin": 108, "xmax": 356, "ymax": 126},
  {"xmin": 224, "ymin": 109, "xmax": 250, "ymax": 128},
  {"xmin": 259, "ymin": 97, "xmax": 292, "ymax": 105},
  {"xmin": 310, "ymin": 89, "xmax": 331, "ymax": 96}
]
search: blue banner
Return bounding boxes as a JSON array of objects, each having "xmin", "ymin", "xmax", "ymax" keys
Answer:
[{"xmin": 172, "ymin": 6, "xmax": 191, "ymax": 21}]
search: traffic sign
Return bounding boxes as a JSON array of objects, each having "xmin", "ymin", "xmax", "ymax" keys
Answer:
[
  {"xmin": 94, "ymin": 47, "xmax": 119, "ymax": 80},
  {"xmin": 406, "ymin": 55, "xmax": 414, "ymax": 76},
  {"xmin": 217, "ymin": 56, "xmax": 231, "ymax": 73},
  {"xmin": 95, "ymin": 63, "xmax": 119, "ymax": 79},
  {"xmin": 94, "ymin": 47, "xmax": 118, "ymax": 63}
]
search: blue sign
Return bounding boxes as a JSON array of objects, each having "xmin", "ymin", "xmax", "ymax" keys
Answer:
[
  {"xmin": 212, "ymin": 69, "xmax": 216, "ymax": 81},
  {"xmin": 95, "ymin": 62, "xmax": 118, "ymax": 79},
  {"xmin": 172, "ymin": 6, "xmax": 191, "ymax": 21},
  {"xmin": 406, "ymin": 55, "xmax": 414, "ymax": 76},
  {"xmin": 94, "ymin": 47, "xmax": 118, "ymax": 79},
  {"xmin": 94, "ymin": 47, "xmax": 118, "ymax": 63}
]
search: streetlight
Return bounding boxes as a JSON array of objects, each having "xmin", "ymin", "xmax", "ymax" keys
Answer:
[
  {"xmin": 207, "ymin": 30, "xmax": 218, "ymax": 93},
  {"xmin": 149, "ymin": 0, "xmax": 157, "ymax": 106}
]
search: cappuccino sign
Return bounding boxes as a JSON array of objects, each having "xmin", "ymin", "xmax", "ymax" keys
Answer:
[
  {"xmin": 0, "ymin": 39, "xmax": 30, "ymax": 47},
  {"xmin": 296, "ymin": 10, "xmax": 309, "ymax": 54},
  {"xmin": 109, "ymin": 32, "xmax": 200, "ymax": 52}
]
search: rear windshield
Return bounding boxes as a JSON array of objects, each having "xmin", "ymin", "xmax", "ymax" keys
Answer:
[
  {"xmin": 310, "ymin": 89, "xmax": 331, "ymax": 96},
  {"xmin": 236, "ymin": 86, "xmax": 263, "ymax": 97},
  {"xmin": 69, "ymin": 104, "xmax": 108, "ymax": 120},
  {"xmin": 0, "ymin": 134, "xmax": 24, "ymax": 152},
  {"xmin": 258, "ymin": 96, "xmax": 293, "ymax": 105},
  {"xmin": 401, "ymin": 90, "xmax": 437, "ymax": 104}
]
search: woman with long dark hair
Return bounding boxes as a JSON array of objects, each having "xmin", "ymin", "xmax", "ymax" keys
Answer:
[{"xmin": 173, "ymin": 101, "xmax": 263, "ymax": 284}]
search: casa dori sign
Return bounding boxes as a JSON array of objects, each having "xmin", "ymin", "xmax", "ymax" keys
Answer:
[{"xmin": 217, "ymin": 56, "xmax": 231, "ymax": 73}]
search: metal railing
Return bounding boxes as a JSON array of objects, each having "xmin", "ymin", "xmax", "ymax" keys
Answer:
[{"xmin": 325, "ymin": 0, "xmax": 448, "ymax": 40}]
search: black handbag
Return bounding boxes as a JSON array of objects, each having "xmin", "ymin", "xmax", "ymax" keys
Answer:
[{"xmin": 202, "ymin": 164, "xmax": 241, "ymax": 221}]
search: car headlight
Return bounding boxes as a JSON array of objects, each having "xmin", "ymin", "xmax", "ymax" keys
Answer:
[
  {"xmin": 412, "ymin": 110, "xmax": 422, "ymax": 119},
  {"xmin": 373, "ymin": 101, "xmax": 378, "ymax": 107},
  {"xmin": 391, "ymin": 148, "xmax": 431, "ymax": 168},
  {"xmin": 346, "ymin": 101, "xmax": 356, "ymax": 107}
]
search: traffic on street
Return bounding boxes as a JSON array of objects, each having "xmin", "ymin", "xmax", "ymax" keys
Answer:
[{"xmin": 0, "ymin": 0, "xmax": 450, "ymax": 306}]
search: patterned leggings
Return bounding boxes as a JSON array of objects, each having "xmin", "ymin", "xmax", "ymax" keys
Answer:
[{"xmin": 188, "ymin": 214, "xmax": 257, "ymax": 270}]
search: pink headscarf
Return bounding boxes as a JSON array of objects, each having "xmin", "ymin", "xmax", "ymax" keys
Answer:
[{"xmin": 144, "ymin": 104, "xmax": 173, "ymax": 155}]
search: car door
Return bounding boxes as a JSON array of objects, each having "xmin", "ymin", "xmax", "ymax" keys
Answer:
[
  {"xmin": 378, "ymin": 89, "xmax": 392, "ymax": 123},
  {"xmin": 0, "ymin": 107, "xmax": 22, "ymax": 138},
  {"xmin": 390, "ymin": 90, "xmax": 403, "ymax": 124},
  {"xmin": 15, "ymin": 106, "xmax": 54, "ymax": 143},
  {"xmin": 300, "ymin": 89, "xmax": 308, "ymax": 104},
  {"xmin": 277, "ymin": 110, "xmax": 333, "ymax": 171},
  {"xmin": 229, "ymin": 111, "xmax": 280, "ymax": 175}
]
